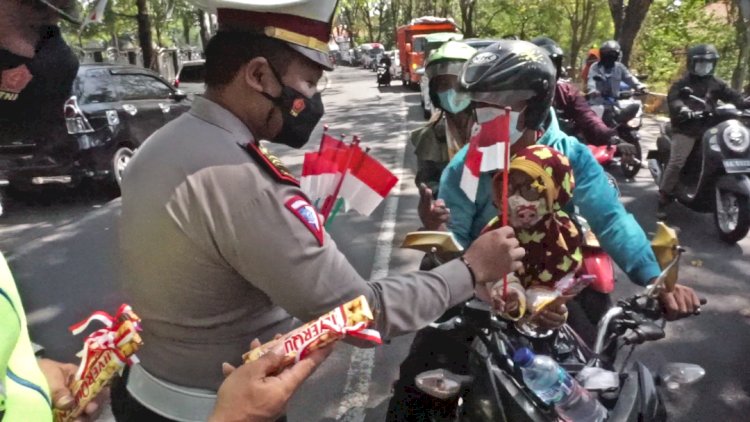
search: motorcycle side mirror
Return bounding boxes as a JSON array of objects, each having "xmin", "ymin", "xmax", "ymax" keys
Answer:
[
  {"xmin": 679, "ymin": 87, "xmax": 694, "ymax": 99},
  {"xmin": 658, "ymin": 363, "xmax": 705, "ymax": 390}
]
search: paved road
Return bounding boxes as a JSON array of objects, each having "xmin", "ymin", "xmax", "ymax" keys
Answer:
[{"xmin": 1, "ymin": 66, "xmax": 748, "ymax": 421}]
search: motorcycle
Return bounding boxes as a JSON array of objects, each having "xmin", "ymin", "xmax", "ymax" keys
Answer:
[
  {"xmin": 588, "ymin": 89, "xmax": 646, "ymax": 179},
  {"xmin": 377, "ymin": 63, "xmax": 392, "ymax": 87},
  {"xmin": 648, "ymin": 87, "xmax": 750, "ymax": 244},
  {"xmin": 401, "ymin": 224, "xmax": 705, "ymax": 422}
]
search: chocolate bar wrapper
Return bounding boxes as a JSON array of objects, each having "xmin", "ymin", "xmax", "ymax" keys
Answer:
[
  {"xmin": 243, "ymin": 295, "xmax": 380, "ymax": 367},
  {"xmin": 54, "ymin": 307, "xmax": 142, "ymax": 422}
]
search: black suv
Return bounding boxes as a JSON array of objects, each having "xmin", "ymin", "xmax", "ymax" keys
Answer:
[{"xmin": 0, "ymin": 63, "xmax": 190, "ymax": 210}]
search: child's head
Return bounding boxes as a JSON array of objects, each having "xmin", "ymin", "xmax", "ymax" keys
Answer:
[{"xmin": 493, "ymin": 145, "xmax": 575, "ymax": 230}]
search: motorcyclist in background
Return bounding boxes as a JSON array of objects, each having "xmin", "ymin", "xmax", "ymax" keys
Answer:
[
  {"xmin": 658, "ymin": 44, "xmax": 750, "ymax": 218},
  {"xmin": 531, "ymin": 36, "xmax": 635, "ymax": 158},
  {"xmin": 410, "ymin": 41, "xmax": 477, "ymax": 229},
  {"xmin": 587, "ymin": 40, "xmax": 647, "ymax": 102}
]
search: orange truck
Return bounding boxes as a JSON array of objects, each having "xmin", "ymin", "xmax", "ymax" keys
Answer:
[{"xmin": 397, "ymin": 16, "xmax": 460, "ymax": 86}]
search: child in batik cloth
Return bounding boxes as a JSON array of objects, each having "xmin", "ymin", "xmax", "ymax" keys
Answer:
[{"xmin": 482, "ymin": 144, "xmax": 583, "ymax": 320}]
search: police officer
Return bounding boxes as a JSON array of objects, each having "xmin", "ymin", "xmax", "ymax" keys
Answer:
[{"xmin": 116, "ymin": 0, "xmax": 525, "ymax": 420}]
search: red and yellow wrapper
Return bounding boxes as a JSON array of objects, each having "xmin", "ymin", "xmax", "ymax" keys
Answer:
[
  {"xmin": 54, "ymin": 304, "xmax": 142, "ymax": 422},
  {"xmin": 243, "ymin": 295, "xmax": 381, "ymax": 367}
]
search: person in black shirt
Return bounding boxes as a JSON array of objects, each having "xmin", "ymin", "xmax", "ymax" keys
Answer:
[{"xmin": 658, "ymin": 44, "xmax": 750, "ymax": 218}]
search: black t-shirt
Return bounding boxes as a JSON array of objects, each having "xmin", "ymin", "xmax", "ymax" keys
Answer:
[{"xmin": 0, "ymin": 25, "xmax": 79, "ymax": 139}]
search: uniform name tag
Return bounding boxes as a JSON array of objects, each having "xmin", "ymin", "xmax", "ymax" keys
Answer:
[{"xmin": 285, "ymin": 195, "xmax": 324, "ymax": 246}]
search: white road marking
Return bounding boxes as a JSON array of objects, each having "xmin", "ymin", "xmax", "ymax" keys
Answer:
[{"xmin": 335, "ymin": 90, "xmax": 409, "ymax": 421}]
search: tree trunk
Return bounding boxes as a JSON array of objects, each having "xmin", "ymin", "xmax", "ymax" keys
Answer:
[
  {"xmin": 607, "ymin": 0, "xmax": 653, "ymax": 66},
  {"xmin": 391, "ymin": 0, "xmax": 399, "ymax": 46},
  {"xmin": 608, "ymin": 0, "xmax": 624, "ymax": 39},
  {"xmin": 733, "ymin": 1, "xmax": 750, "ymax": 90},
  {"xmin": 459, "ymin": 0, "xmax": 476, "ymax": 38},
  {"xmin": 182, "ymin": 14, "xmax": 191, "ymax": 45},
  {"xmin": 136, "ymin": 0, "xmax": 154, "ymax": 69}
]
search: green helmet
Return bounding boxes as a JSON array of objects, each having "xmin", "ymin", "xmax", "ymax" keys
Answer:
[{"xmin": 425, "ymin": 41, "xmax": 477, "ymax": 80}]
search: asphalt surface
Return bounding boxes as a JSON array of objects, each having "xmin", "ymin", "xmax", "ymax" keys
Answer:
[{"xmin": 1, "ymin": 66, "xmax": 748, "ymax": 422}]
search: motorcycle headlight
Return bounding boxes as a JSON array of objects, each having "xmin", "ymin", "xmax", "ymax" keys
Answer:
[{"xmin": 723, "ymin": 124, "xmax": 750, "ymax": 153}]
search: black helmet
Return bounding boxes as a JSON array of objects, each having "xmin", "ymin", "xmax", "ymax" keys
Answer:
[
  {"xmin": 687, "ymin": 44, "xmax": 719, "ymax": 77},
  {"xmin": 461, "ymin": 40, "xmax": 555, "ymax": 130},
  {"xmin": 531, "ymin": 36, "xmax": 564, "ymax": 78},
  {"xmin": 599, "ymin": 40, "xmax": 621, "ymax": 62}
]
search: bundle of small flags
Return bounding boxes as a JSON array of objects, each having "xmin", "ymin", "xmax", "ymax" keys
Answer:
[{"xmin": 301, "ymin": 130, "xmax": 398, "ymax": 226}]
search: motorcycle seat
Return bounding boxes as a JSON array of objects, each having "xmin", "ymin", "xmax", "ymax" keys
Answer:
[{"xmin": 614, "ymin": 103, "xmax": 640, "ymax": 123}]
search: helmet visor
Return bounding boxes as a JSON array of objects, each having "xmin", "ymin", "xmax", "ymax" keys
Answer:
[
  {"xmin": 468, "ymin": 89, "xmax": 535, "ymax": 109},
  {"xmin": 425, "ymin": 61, "xmax": 465, "ymax": 79},
  {"xmin": 693, "ymin": 60, "xmax": 714, "ymax": 77}
]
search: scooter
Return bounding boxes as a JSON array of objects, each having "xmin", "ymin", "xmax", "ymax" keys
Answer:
[
  {"xmin": 588, "ymin": 90, "xmax": 646, "ymax": 179},
  {"xmin": 409, "ymin": 223, "xmax": 705, "ymax": 422},
  {"xmin": 377, "ymin": 64, "xmax": 392, "ymax": 87},
  {"xmin": 648, "ymin": 87, "xmax": 750, "ymax": 244}
]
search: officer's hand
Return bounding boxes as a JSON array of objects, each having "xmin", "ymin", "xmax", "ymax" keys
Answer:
[
  {"xmin": 588, "ymin": 90, "xmax": 601, "ymax": 99},
  {"xmin": 418, "ymin": 183, "xmax": 450, "ymax": 231},
  {"xmin": 463, "ymin": 226, "xmax": 525, "ymax": 284},
  {"xmin": 656, "ymin": 283, "xmax": 702, "ymax": 321},
  {"xmin": 209, "ymin": 344, "xmax": 332, "ymax": 422},
  {"xmin": 37, "ymin": 358, "xmax": 108, "ymax": 422}
]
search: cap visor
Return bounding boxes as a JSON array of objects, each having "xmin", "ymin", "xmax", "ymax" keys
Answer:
[{"xmin": 289, "ymin": 44, "xmax": 333, "ymax": 71}]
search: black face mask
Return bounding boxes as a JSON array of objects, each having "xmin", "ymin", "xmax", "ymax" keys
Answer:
[
  {"xmin": 1, "ymin": 26, "xmax": 79, "ymax": 127},
  {"xmin": 261, "ymin": 65, "xmax": 324, "ymax": 149},
  {"xmin": 600, "ymin": 53, "xmax": 618, "ymax": 69}
]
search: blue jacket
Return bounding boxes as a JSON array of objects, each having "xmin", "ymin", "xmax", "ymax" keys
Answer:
[{"xmin": 438, "ymin": 110, "xmax": 660, "ymax": 286}]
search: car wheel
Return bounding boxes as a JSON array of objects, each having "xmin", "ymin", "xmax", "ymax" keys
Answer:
[{"xmin": 112, "ymin": 146, "xmax": 134, "ymax": 188}]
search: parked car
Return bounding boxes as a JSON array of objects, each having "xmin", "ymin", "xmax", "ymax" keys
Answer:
[
  {"xmin": 420, "ymin": 38, "xmax": 499, "ymax": 119},
  {"xmin": 0, "ymin": 63, "xmax": 191, "ymax": 213},
  {"xmin": 174, "ymin": 59, "xmax": 205, "ymax": 97}
]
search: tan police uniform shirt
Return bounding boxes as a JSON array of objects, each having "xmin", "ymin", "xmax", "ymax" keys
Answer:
[{"xmin": 119, "ymin": 96, "xmax": 473, "ymax": 390}]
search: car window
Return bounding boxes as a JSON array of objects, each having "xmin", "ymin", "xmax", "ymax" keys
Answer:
[
  {"xmin": 413, "ymin": 38, "xmax": 426, "ymax": 53},
  {"xmin": 179, "ymin": 64, "xmax": 204, "ymax": 83},
  {"xmin": 75, "ymin": 69, "xmax": 118, "ymax": 104},
  {"xmin": 114, "ymin": 74, "xmax": 173, "ymax": 101}
]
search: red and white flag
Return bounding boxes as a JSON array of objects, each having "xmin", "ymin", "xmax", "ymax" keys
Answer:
[
  {"xmin": 301, "ymin": 134, "xmax": 349, "ymax": 208},
  {"xmin": 460, "ymin": 108, "xmax": 512, "ymax": 202},
  {"xmin": 339, "ymin": 145, "xmax": 398, "ymax": 216},
  {"xmin": 301, "ymin": 132, "xmax": 398, "ymax": 219},
  {"xmin": 80, "ymin": 0, "xmax": 109, "ymax": 31}
]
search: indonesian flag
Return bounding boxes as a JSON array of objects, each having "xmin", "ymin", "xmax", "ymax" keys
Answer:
[
  {"xmin": 301, "ymin": 132, "xmax": 398, "ymax": 219},
  {"xmin": 80, "ymin": 0, "xmax": 108, "ymax": 30},
  {"xmin": 339, "ymin": 145, "xmax": 398, "ymax": 216},
  {"xmin": 301, "ymin": 134, "xmax": 349, "ymax": 208},
  {"xmin": 460, "ymin": 108, "xmax": 512, "ymax": 202}
]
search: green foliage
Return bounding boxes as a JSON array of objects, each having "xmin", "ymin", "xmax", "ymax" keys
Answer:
[
  {"xmin": 56, "ymin": 0, "xmax": 749, "ymax": 92},
  {"xmin": 631, "ymin": 0, "xmax": 736, "ymax": 92}
]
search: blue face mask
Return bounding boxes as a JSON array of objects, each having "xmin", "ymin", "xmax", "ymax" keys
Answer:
[{"xmin": 437, "ymin": 89, "xmax": 471, "ymax": 114}]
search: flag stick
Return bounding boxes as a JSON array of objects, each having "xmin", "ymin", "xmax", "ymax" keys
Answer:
[
  {"xmin": 324, "ymin": 146, "xmax": 371, "ymax": 227},
  {"xmin": 322, "ymin": 136, "xmax": 360, "ymax": 219},
  {"xmin": 502, "ymin": 107, "xmax": 512, "ymax": 300}
]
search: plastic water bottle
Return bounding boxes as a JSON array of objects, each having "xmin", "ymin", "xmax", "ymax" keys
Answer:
[{"xmin": 513, "ymin": 348, "xmax": 607, "ymax": 422}]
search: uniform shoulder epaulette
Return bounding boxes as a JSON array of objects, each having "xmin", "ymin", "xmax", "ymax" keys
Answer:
[{"xmin": 242, "ymin": 142, "xmax": 299, "ymax": 187}]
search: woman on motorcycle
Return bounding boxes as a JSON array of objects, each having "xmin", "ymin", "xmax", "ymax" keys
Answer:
[
  {"xmin": 658, "ymin": 44, "xmax": 750, "ymax": 218},
  {"xmin": 438, "ymin": 39, "xmax": 699, "ymax": 318},
  {"xmin": 410, "ymin": 41, "xmax": 477, "ymax": 228}
]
